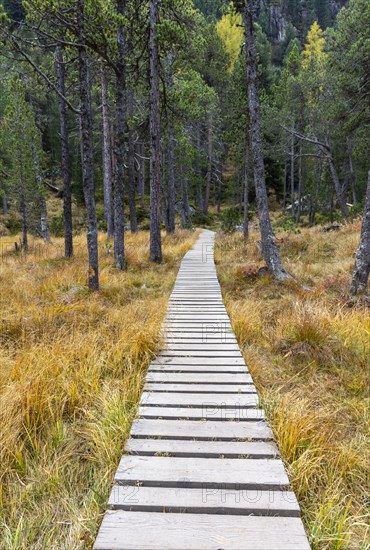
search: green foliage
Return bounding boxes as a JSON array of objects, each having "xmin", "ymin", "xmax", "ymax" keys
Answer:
[
  {"xmin": 220, "ymin": 206, "xmax": 242, "ymax": 232},
  {"xmin": 0, "ymin": 77, "xmax": 43, "ymax": 220},
  {"xmin": 193, "ymin": 0, "xmax": 226, "ymax": 21}
]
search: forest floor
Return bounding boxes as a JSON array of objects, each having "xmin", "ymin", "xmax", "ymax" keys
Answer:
[
  {"xmin": 0, "ymin": 229, "xmax": 198, "ymax": 549},
  {"xmin": 215, "ymin": 222, "xmax": 369, "ymax": 550}
]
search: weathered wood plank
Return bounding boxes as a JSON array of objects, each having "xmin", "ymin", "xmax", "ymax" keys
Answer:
[
  {"xmin": 130, "ymin": 419, "xmax": 271, "ymax": 440},
  {"xmin": 146, "ymin": 373, "xmax": 252, "ymax": 384},
  {"xmin": 125, "ymin": 438, "xmax": 275, "ymax": 458},
  {"xmin": 138, "ymin": 406, "xmax": 263, "ymax": 421},
  {"xmin": 107, "ymin": 486, "xmax": 300, "ymax": 516},
  {"xmin": 140, "ymin": 392, "xmax": 259, "ymax": 408},
  {"xmin": 149, "ymin": 365, "xmax": 248, "ymax": 373},
  {"xmin": 144, "ymin": 383, "xmax": 256, "ymax": 393},
  {"xmin": 151, "ymin": 357, "xmax": 245, "ymax": 365},
  {"xmin": 160, "ymin": 351, "xmax": 243, "ymax": 358},
  {"xmin": 93, "ymin": 511, "xmax": 310, "ymax": 550},
  {"xmin": 115, "ymin": 456, "xmax": 288, "ymax": 489},
  {"xmin": 164, "ymin": 344, "xmax": 241, "ymax": 351}
]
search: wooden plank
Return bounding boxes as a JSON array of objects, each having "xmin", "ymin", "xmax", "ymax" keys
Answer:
[
  {"xmin": 146, "ymin": 373, "xmax": 252, "ymax": 384},
  {"xmin": 125, "ymin": 438, "xmax": 275, "ymax": 458},
  {"xmin": 151, "ymin": 357, "xmax": 245, "ymax": 365},
  {"xmin": 144, "ymin": 383, "xmax": 256, "ymax": 393},
  {"xmin": 138, "ymin": 406, "xmax": 263, "ymax": 421},
  {"xmin": 140, "ymin": 393, "xmax": 259, "ymax": 408},
  {"xmin": 130, "ymin": 419, "xmax": 271, "ymax": 441},
  {"xmin": 166, "ymin": 317, "xmax": 230, "ymax": 323},
  {"xmin": 165, "ymin": 336, "xmax": 239, "ymax": 342},
  {"xmin": 149, "ymin": 365, "xmax": 248, "ymax": 373},
  {"xmin": 160, "ymin": 351, "xmax": 243, "ymax": 358},
  {"xmin": 164, "ymin": 333, "xmax": 238, "ymax": 341},
  {"xmin": 115, "ymin": 456, "xmax": 288, "ymax": 489},
  {"xmin": 107, "ymin": 486, "xmax": 300, "ymax": 516},
  {"xmin": 164, "ymin": 344, "xmax": 241, "ymax": 351},
  {"xmin": 93, "ymin": 512, "xmax": 310, "ymax": 550}
]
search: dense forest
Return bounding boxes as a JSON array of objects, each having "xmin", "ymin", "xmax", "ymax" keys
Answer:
[{"xmin": 0, "ymin": 0, "xmax": 369, "ymax": 291}]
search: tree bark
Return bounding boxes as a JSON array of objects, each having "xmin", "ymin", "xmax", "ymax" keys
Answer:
[
  {"xmin": 203, "ymin": 112, "xmax": 213, "ymax": 215},
  {"xmin": 351, "ymin": 169, "xmax": 370, "ymax": 295},
  {"xmin": 20, "ymin": 191, "xmax": 28, "ymax": 251},
  {"xmin": 295, "ymin": 142, "xmax": 303, "ymax": 223},
  {"xmin": 149, "ymin": 0, "xmax": 162, "ymax": 262},
  {"xmin": 101, "ymin": 66, "xmax": 114, "ymax": 237},
  {"xmin": 166, "ymin": 53, "xmax": 176, "ymax": 233},
  {"xmin": 56, "ymin": 45, "xmax": 73, "ymax": 258},
  {"xmin": 77, "ymin": 0, "xmax": 99, "ymax": 290},
  {"xmin": 243, "ymin": 135, "xmax": 250, "ymax": 239},
  {"xmin": 322, "ymin": 139, "xmax": 348, "ymax": 218},
  {"xmin": 40, "ymin": 196, "xmax": 50, "ymax": 241},
  {"xmin": 32, "ymin": 140, "xmax": 50, "ymax": 241},
  {"xmin": 113, "ymin": 0, "xmax": 127, "ymax": 270},
  {"xmin": 243, "ymin": 1, "xmax": 289, "ymax": 280},
  {"xmin": 217, "ymin": 156, "xmax": 223, "ymax": 213},
  {"xmin": 19, "ymin": 156, "xmax": 28, "ymax": 251},
  {"xmin": 348, "ymin": 139, "xmax": 357, "ymax": 205},
  {"xmin": 283, "ymin": 160, "xmax": 287, "ymax": 210},
  {"xmin": 290, "ymin": 126, "xmax": 295, "ymax": 218},
  {"xmin": 196, "ymin": 123, "xmax": 203, "ymax": 211},
  {"xmin": 136, "ymin": 142, "xmax": 145, "ymax": 209},
  {"xmin": 181, "ymin": 166, "xmax": 191, "ymax": 228},
  {"xmin": 128, "ymin": 89, "xmax": 138, "ymax": 232}
]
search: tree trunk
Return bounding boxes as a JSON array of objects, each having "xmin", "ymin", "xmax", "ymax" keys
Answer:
[
  {"xmin": 295, "ymin": 142, "xmax": 303, "ymax": 223},
  {"xmin": 77, "ymin": 0, "xmax": 99, "ymax": 290},
  {"xmin": 149, "ymin": 0, "xmax": 162, "ymax": 262},
  {"xmin": 322, "ymin": 139, "xmax": 348, "ymax": 218},
  {"xmin": 166, "ymin": 54, "xmax": 176, "ymax": 233},
  {"xmin": 243, "ymin": 136, "xmax": 250, "ymax": 239},
  {"xmin": 351, "ymin": 169, "xmax": 370, "ymax": 295},
  {"xmin": 196, "ymin": 123, "xmax": 203, "ymax": 211},
  {"xmin": 290, "ymin": 126, "xmax": 295, "ymax": 218},
  {"xmin": 181, "ymin": 167, "xmax": 191, "ymax": 228},
  {"xmin": 128, "ymin": 89, "xmax": 138, "ymax": 232},
  {"xmin": 56, "ymin": 45, "xmax": 73, "ymax": 258},
  {"xmin": 101, "ymin": 66, "xmax": 114, "ymax": 237},
  {"xmin": 243, "ymin": 1, "xmax": 289, "ymax": 280},
  {"xmin": 20, "ymin": 192, "xmax": 28, "ymax": 251},
  {"xmin": 19, "ymin": 156, "xmax": 28, "ymax": 251},
  {"xmin": 136, "ymin": 142, "xmax": 145, "ymax": 209},
  {"xmin": 40, "ymin": 196, "xmax": 50, "ymax": 241},
  {"xmin": 203, "ymin": 113, "xmax": 213, "ymax": 215},
  {"xmin": 32, "ymin": 140, "xmax": 50, "ymax": 241},
  {"xmin": 283, "ymin": 160, "xmax": 287, "ymax": 210},
  {"xmin": 217, "ymin": 156, "xmax": 223, "ymax": 213},
  {"xmin": 113, "ymin": 0, "xmax": 127, "ymax": 270},
  {"xmin": 348, "ymin": 140, "xmax": 357, "ymax": 205}
]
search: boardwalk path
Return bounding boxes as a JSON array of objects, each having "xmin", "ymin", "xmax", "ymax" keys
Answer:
[{"xmin": 94, "ymin": 230, "xmax": 310, "ymax": 549}]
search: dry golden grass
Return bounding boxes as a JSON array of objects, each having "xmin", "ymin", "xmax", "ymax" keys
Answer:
[
  {"xmin": 215, "ymin": 224, "xmax": 369, "ymax": 550},
  {"xmin": 0, "ymin": 229, "xmax": 198, "ymax": 549}
]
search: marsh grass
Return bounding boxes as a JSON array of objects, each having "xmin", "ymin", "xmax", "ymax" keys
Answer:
[
  {"xmin": 0, "ymin": 229, "xmax": 198, "ymax": 549},
  {"xmin": 215, "ymin": 224, "xmax": 369, "ymax": 550}
]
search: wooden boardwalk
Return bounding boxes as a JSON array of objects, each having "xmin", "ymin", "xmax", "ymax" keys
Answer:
[{"xmin": 94, "ymin": 230, "xmax": 310, "ymax": 550}]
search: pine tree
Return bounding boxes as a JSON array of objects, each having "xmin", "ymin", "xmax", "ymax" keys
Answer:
[{"xmin": 0, "ymin": 78, "xmax": 43, "ymax": 250}]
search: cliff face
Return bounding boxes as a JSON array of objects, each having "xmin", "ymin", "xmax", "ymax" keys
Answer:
[{"xmin": 257, "ymin": 0, "xmax": 348, "ymax": 45}]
